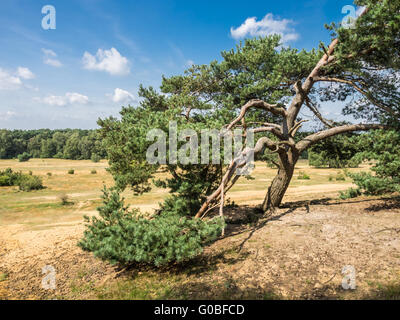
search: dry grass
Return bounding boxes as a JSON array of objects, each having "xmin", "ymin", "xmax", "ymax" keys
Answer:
[
  {"xmin": 0, "ymin": 158, "xmax": 371, "ymax": 229},
  {"xmin": 0, "ymin": 159, "xmax": 166, "ymax": 228}
]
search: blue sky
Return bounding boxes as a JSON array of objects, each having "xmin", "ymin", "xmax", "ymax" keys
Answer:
[{"xmin": 0, "ymin": 0, "xmax": 360, "ymax": 129}]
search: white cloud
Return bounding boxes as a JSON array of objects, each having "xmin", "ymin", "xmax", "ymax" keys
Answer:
[
  {"xmin": 37, "ymin": 92, "xmax": 89, "ymax": 106},
  {"xmin": 0, "ymin": 68, "xmax": 22, "ymax": 90},
  {"xmin": 0, "ymin": 66, "xmax": 36, "ymax": 90},
  {"xmin": 230, "ymin": 13, "xmax": 299, "ymax": 43},
  {"xmin": 16, "ymin": 67, "xmax": 35, "ymax": 79},
  {"xmin": 66, "ymin": 92, "xmax": 89, "ymax": 104},
  {"xmin": 42, "ymin": 48, "xmax": 57, "ymax": 57},
  {"xmin": 0, "ymin": 111, "xmax": 17, "ymax": 121},
  {"xmin": 82, "ymin": 48, "xmax": 130, "ymax": 76},
  {"xmin": 111, "ymin": 88, "xmax": 135, "ymax": 103},
  {"xmin": 44, "ymin": 58, "xmax": 63, "ymax": 67},
  {"xmin": 42, "ymin": 48, "xmax": 62, "ymax": 67},
  {"xmin": 41, "ymin": 95, "xmax": 67, "ymax": 106}
]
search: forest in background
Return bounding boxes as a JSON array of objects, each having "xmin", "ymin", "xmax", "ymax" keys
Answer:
[
  {"xmin": 0, "ymin": 128, "xmax": 364, "ymax": 169},
  {"xmin": 0, "ymin": 129, "xmax": 106, "ymax": 161}
]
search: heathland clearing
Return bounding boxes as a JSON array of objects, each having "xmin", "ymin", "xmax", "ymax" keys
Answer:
[{"xmin": 1, "ymin": 159, "xmax": 399, "ymax": 300}]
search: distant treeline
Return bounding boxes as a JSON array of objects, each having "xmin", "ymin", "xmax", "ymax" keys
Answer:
[
  {"xmin": 0, "ymin": 129, "xmax": 106, "ymax": 160},
  {"xmin": 0, "ymin": 128, "xmax": 362, "ymax": 168}
]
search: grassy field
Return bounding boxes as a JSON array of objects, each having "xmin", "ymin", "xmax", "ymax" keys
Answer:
[{"xmin": 0, "ymin": 158, "xmax": 365, "ymax": 229}]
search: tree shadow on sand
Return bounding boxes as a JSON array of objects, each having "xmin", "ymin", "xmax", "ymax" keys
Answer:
[
  {"xmin": 364, "ymin": 196, "xmax": 400, "ymax": 212},
  {"xmin": 282, "ymin": 195, "xmax": 400, "ymax": 213}
]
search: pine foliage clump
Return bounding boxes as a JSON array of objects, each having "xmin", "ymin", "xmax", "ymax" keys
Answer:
[
  {"xmin": 348, "ymin": 130, "xmax": 400, "ymax": 195},
  {"xmin": 308, "ymin": 134, "xmax": 362, "ymax": 168},
  {"xmin": 79, "ymin": 187, "xmax": 224, "ymax": 267}
]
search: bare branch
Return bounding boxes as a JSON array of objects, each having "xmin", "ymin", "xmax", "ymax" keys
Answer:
[
  {"xmin": 185, "ymin": 106, "xmax": 192, "ymax": 120},
  {"xmin": 195, "ymin": 135, "xmax": 280, "ymax": 218},
  {"xmin": 296, "ymin": 123, "xmax": 387, "ymax": 151},
  {"xmin": 200, "ymin": 175, "xmax": 240, "ymax": 220},
  {"xmin": 250, "ymin": 126, "xmax": 285, "ymax": 139},
  {"xmin": 286, "ymin": 38, "xmax": 339, "ymax": 128},
  {"xmin": 226, "ymin": 99, "xmax": 287, "ymax": 132},
  {"xmin": 245, "ymin": 122, "xmax": 282, "ymax": 130},
  {"xmin": 289, "ymin": 120, "xmax": 309, "ymax": 137},
  {"xmin": 314, "ymin": 76, "xmax": 397, "ymax": 116},
  {"xmin": 320, "ymin": 43, "xmax": 329, "ymax": 57},
  {"xmin": 219, "ymin": 177, "xmax": 225, "ymax": 236},
  {"xmin": 200, "ymin": 204, "xmax": 220, "ymax": 219},
  {"xmin": 304, "ymin": 97, "xmax": 335, "ymax": 128}
]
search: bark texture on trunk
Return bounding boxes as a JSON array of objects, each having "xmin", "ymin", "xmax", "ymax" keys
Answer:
[{"xmin": 262, "ymin": 153, "xmax": 297, "ymax": 212}]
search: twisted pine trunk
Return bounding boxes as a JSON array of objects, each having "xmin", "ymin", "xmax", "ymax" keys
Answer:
[{"xmin": 262, "ymin": 152, "xmax": 298, "ymax": 212}]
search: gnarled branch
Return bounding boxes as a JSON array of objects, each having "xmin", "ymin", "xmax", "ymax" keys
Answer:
[
  {"xmin": 296, "ymin": 123, "xmax": 387, "ymax": 151},
  {"xmin": 226, "ymin": 99, "xmax": 287, "ymax": 132},
  {"xmin": 304, "ymin": 97, "xmax": 335, "ymax": 128},
  {"xmin": 194, "ymin": 135, "xmax": 281, "ymax": 218}
]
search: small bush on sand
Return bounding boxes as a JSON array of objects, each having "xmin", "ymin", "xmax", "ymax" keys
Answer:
[
  {"xmin": 59, "ymin": 193, "xmax": 71, "ymax": 205},
  {"xmin": 0, "ymin": 175, "xmax": 11, "ymax": 186},
  {"xmin": 17, "ymin": 175, "xmax": 44, "ymax": 191},
  {"xmin": 297, "ymin": 171, "xmax": 311, "ymax": 180},
  {"xmin": 79, "ymin": 187, "xmax": 223, "ymax": 267},
  {"xmin": 0, "ymin": 168, "xmax": 43, "ymax": 191},
  {"xmin": 339, "ymin": 188, "xmax": 361, "ymax": 200},
  {"xmin": 0, "ymin": 168, "xmax": 19, "ymax": 186}
]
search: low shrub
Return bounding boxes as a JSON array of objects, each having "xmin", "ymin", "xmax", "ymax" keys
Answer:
[
  {"xmin": 0, "ymin": 168, "xmax": 20, "ymax": 186},
  {"xmin": 344, "ymin": 131, "xmax": 400, "ymax": 197},
  {"xmin": 59, "ymin": 193, "xmax": 71, "ymax": 205},
  {"xmin": 308, "ymin": 134, "xmax": 362, "ymax": 169},
  {"xmin": 0, "ymin": 168, "xmax": 44, "ymax": 191},
  {"xmin": 17, "ymin": 152, "xmax": 32, "ymax": 162},
  {"xmin": 17, "ymin": 175, "xmax": 43, "ymax": 191},
  {"xmin": 297, "ymin": 171, "xmax": 311, "ymax": 180},
  {"xmin": 309, "ymin": 154, "xmax": 361, "ymax": 169},
  {"xmin": 91, "ymin": 170, "xmax": 97, "ymax": 174},
  {"xmin": 79, "ymin": 188, "xmax": 224, "ymax": 267},
  {"xmin": 68, "ymin": 169, "xmax": 75, "ymax": 175},
  {"xmin": 348, "ymin": 172, "xmax": 398, "ymax": 195},
  {"xmin": 339, "ymin": 188, "xmax": 361, "ymax": 200},
  {"xmin": 0, "ymin": 175, "xmax": 11, "ymax": 186}
]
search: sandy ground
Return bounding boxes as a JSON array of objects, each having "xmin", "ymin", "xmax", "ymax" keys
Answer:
[
  {"xmin": 1, "ymin": 194, "xmax": 400, "ymax": 300},
  {"xmin": 214, "ymin": 198, "xmax": 400, "ymax": 299}
]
